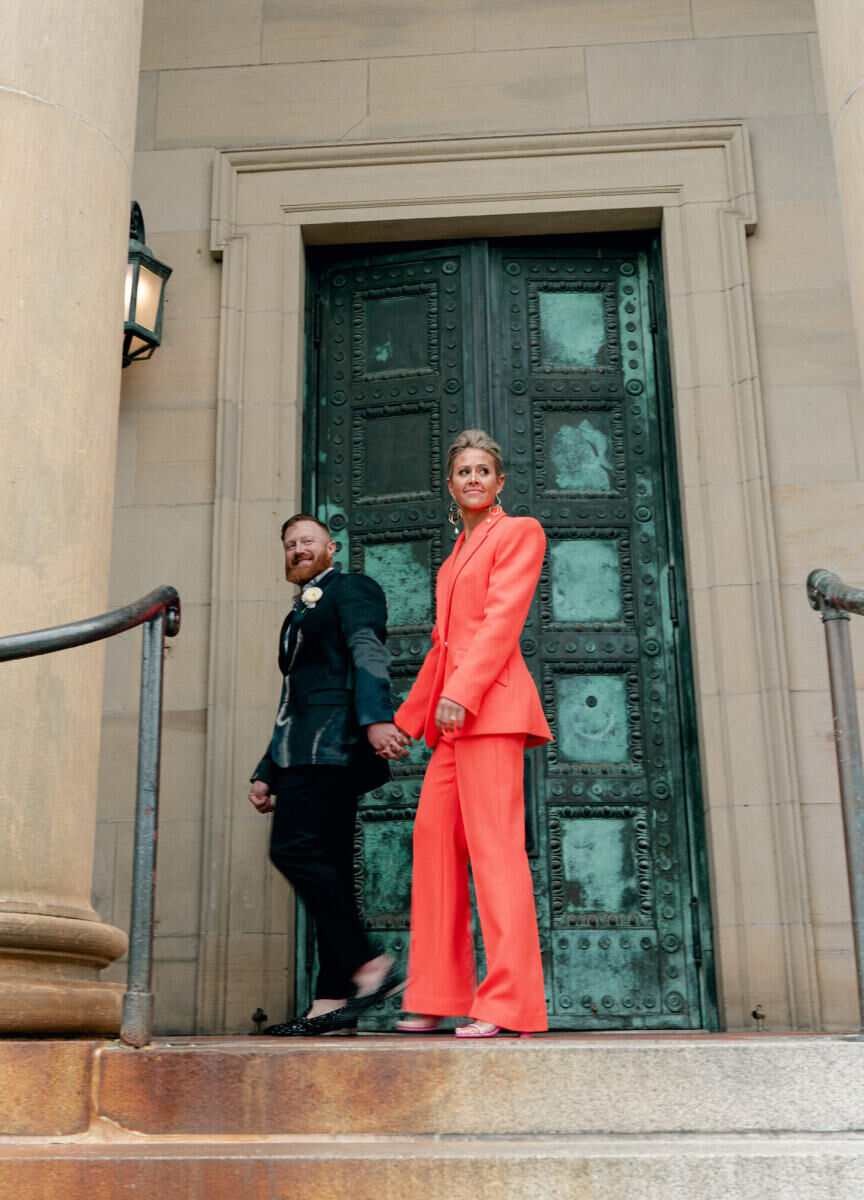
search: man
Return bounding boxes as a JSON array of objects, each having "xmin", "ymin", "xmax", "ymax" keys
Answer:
[{"xmin": 249, "ymin": 513, "xmax": 408, "ymax": 1035}]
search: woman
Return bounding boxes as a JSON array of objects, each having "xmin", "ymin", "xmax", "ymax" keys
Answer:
[{"xmin": 392, "ymin": 429, "xmax": 551, "ymax": 1037}]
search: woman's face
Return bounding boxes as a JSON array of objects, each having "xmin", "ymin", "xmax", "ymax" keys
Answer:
[{"xmin": 447, "ymin": 448, "xmax": 504, "ymax": 514}]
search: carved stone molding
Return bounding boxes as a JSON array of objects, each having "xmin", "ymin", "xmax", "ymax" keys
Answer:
[{"xmin": 211, "ymin": 124, "xmax": 757, "ymax": 253}]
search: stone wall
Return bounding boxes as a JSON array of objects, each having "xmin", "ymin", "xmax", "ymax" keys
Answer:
[
  {"xmin": 93, "ymin": 161, "xmax": 224, "ymax": 1031},
  {"xmin": 96, "ymin": 0, "xmax": 864, "ymax": 1032}
]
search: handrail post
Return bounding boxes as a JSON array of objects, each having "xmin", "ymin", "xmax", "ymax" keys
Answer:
[
  {"xmin": 0, "ymin": 585, "xmax": 179, "ymax": 1044},
  {"xmin": 121, "ymin": 610, "xmax": 168, "ymax": 1047},
  {"xmin": 810, "ymin": 575, "xmax": 864, "ymax": 1036}
]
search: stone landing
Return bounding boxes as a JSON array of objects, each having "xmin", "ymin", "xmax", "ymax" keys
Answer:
[{"xmin": 2, "ymin": 1034, "xmax": 864, "ymax": 1197}]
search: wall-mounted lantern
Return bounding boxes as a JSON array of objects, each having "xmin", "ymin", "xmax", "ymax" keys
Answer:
[{"xmin": 123, "ymin": 202, "xmax": 172, "ymax": 367}]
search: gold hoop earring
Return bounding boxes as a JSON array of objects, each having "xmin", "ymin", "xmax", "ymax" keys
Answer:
[
  {"xmin": 489, "ymin": 493, "xmax": 503, "ymax": 517},
  {"xmin": 448, "ymin": 499, "xmax": 461, "ymax": 529}
]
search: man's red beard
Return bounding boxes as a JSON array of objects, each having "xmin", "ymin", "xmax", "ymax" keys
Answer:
[{"xmin": 285, "ymin": 547, "xmax": 332, "ymax": 586}]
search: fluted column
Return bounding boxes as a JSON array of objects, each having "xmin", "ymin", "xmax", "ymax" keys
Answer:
[
  {"xmin": 815, "ymin": 1, "xmax": 864, "ymax": 387},
  {"xmin": 0, "ymin": 1, "xmax": 143, "ymax": 1032}
]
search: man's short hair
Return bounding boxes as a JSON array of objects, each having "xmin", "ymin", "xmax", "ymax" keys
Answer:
[{"xmin": 280, "ymin": 513, "xmax": 331, "ymax": 540}]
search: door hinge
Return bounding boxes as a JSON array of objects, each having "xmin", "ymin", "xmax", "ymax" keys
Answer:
[
  {"xmin": 313, "ymin": 294, "xmax": 323, "ymax": 347},
  {"xmin": 648, "ymin": 280, "xmax": 658, "ymax": 333},
  {"xmin": 690, "ymin": 896, "xmax": 703, "ymax": 966},
  {"xmin": 667, "ymin": 563, "xmax": 680, "ymax": 627}
]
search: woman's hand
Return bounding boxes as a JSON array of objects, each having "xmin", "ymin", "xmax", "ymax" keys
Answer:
[
  {"xmin": 367, "ymin": 722, "xmax": 411, "ymax": 760},
  {"xmin": 435, "ymin": 696, "xmax": 466, "ymax": 733}
]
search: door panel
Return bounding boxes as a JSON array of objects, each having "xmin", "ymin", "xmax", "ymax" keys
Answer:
[
  {"xmin": 302, "ymin": 244, "xmax": 472, "ymax": 1000},
  {"xmin": 486, "ymin": 242, "xmax": 707, "ymax": 1027},
  {"xmin": 302, "ymin": 236, "xmax": 713, "ymax": 1029}
]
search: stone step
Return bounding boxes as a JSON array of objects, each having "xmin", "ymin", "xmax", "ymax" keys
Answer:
[
  {"xmin": 3, "ymin": 1135, "xmax": 864, "ymax": 1199},
  {"xmin": 91, "ymin": 1034, "xmax": 864, "ymax": 1138},
  {"xmin": 3, "ymin": 1034, "xmax": 864, "ymax": 1138},
  {"xmin": 4, "ymin": 1036, "xmax": 864, "ymax": 1198}
]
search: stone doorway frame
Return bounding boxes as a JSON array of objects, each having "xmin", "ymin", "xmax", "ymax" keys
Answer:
[{"xmin": 199, "ymin": 125, "xmax": 819, "ymax": 1034}]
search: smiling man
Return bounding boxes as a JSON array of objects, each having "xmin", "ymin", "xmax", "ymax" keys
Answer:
[{"xmin": 249, "ymin": 513, "xmax": 408, "ymax": 1035}]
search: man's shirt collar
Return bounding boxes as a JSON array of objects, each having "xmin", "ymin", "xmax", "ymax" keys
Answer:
[
  {"xmin": 307, "ymin": 564, "xmax": 338, "ymax": 589},
  {"xmin": 291, "ymin": 565, "xmax": 340, "ymax": 609}
]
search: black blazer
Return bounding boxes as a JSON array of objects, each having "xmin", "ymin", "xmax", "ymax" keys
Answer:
[{"xmin": 253, "ymin": 569, "xmax": 393, "ymax": 794}]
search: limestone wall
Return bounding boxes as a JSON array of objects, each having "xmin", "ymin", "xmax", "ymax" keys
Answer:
[
  {"xmin": 93, "ymin": 175, "xmax": 223, "ymax": 1031},
  {"xmin": 97, "ymin": 0, "xmax": 864, "ymax": 1032}
]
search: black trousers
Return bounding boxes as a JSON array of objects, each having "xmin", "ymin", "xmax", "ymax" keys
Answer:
[{"xmin": 269, "ymin": 764, "xmax": 375, "ymax": 1000}]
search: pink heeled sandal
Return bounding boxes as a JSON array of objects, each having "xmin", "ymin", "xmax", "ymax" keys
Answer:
[{"xmin": 454, "ymin": 1021, "xmax": 532, "ymax": 1039}]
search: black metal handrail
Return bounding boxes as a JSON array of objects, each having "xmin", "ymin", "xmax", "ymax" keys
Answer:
[
  {"xmin": 808, "ymin": 569, "xmax": 864, "ymax": 1035},
  {"xmin": 0, "ymin": 585, "xmax": 181, "ymax": 1048}
]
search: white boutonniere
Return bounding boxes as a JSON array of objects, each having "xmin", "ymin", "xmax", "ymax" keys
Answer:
[{"xmin": 300, "ymin": 585, "xmax": 323, "ymax": 609}]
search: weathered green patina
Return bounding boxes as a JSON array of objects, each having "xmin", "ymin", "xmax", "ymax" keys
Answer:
[
  {"xmin": 550, "ymin": 418, "xmax": 615, "ymax": 491},
  {"xmin": 555, "ymin": 674, "xmax": 630, "ymax": 764},
  {"xmin": 302, "ymin": 237, "xmax": 714, "ymax": 1030},
  {"xmin": 539, "ymin": 290, "xmax": 607, "ymax": 367},
  {"xmin": 550, "ymin": 538, "xmax": 622, "ymax": 623},
  {"xmin": 363, "ymin": 543, "xmax": 432, "ymax": 628}
]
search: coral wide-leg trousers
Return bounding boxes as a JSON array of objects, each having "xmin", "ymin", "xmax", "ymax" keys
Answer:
[{"xmin": 403, "ymin": 732, "xmax": 548, "ymax": 1032}]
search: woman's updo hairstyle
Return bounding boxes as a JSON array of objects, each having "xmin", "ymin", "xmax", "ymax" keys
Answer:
[{"xmin": 446, "ymin": 428, "xmax": 504, "ymax": 478}]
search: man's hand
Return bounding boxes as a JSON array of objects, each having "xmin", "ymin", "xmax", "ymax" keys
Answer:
[
  {"xmin": 249, "ymin": 780, "xmax": 275, "ymax": 814},
  {"xmin": 435, "ymin": 696, "xmax": 466, "ymax": 733},
  {"xmin": 367, "ymin": 722, "xmax": 411, "ymax": 760}
]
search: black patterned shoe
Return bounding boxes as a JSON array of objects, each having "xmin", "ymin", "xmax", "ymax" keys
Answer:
[
  {"xmin": 263, "ymin": 1008, "xmax": 357, "ymax": 1036},
  {"xmin": 307, "ymin": 1006, "xmax": 358, "ymax": 1035},
  {"xmin": 262, "ymin": 1016, "xmax": 315, "ymax": 1036}
]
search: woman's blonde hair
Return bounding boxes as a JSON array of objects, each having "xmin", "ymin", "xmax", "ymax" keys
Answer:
[{"xmin": 446, "ymin": 428, "xmax": 504, "ymax": 478}]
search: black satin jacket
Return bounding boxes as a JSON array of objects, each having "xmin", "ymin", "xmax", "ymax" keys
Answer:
[{"xmin": 252, "ymin": 569, "xmax": 394, "ymax": 794}]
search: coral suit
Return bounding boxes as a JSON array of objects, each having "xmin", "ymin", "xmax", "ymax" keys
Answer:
[{"xmin": 395, "ymin": 510, "xmax": 551, "ymax": 1032}]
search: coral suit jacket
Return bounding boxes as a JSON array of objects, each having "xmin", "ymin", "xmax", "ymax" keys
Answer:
[{"xmin": 395, "ymin": 511, "xmax": 552, "ymax": 749}]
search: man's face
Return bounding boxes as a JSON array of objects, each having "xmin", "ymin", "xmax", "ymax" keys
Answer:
[{"xmin": 283, "ymin": 520, "xmax": 335, "ymax": 586}]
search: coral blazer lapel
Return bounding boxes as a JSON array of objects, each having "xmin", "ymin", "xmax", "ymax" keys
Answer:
[{"xmin": 440, "ymin": 510, "xmax": 505, "ymax": 640}]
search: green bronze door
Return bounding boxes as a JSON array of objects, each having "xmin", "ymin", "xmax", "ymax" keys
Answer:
[{"xmin": 301, "ymin": 236, "xmax": 715, "ymax": 1030}]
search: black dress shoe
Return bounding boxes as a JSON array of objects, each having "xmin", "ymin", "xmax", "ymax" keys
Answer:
[
  {"xmin": 262, "ymin": 1016, "xmax": 315, "ymax": 1036},
  {"xmin": 346, "ymin": 963, "xmax": 405, "ymax": 1019},
  {"xmin": 307, "ymin": 1006, "xmax": 357, "ymax": 1035},
  {"xmin": 263, "ymin": 1007, "xmax": 357, "ymax": 1036}
]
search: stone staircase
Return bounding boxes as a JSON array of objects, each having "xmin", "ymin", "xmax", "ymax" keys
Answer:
[{"xmin": 2, "ymin": 1034, "xmax": 864, "ymax": 1197}]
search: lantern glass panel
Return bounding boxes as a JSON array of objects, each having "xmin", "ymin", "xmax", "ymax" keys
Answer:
[
  {"xmin": 135, "ymin": 264, "xmax": 163, "ymax": 333},
  {"xmin": 124, "ymin": 264, "xmax": 135, "ymax": 322}
]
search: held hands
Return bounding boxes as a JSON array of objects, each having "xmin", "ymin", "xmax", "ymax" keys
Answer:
[
  {"xmin": 435, "ymin": 695, "xmax": 466, "ymax": 733},
  {"xmin": 249, "ymin": 780, "xmax": 275, "ymax": 814},
  {"xmin": 367, "ymin": 721, "xmax": 411, "ymax": 760}
]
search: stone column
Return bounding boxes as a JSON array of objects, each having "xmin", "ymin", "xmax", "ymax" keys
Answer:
[
  {"xmin": 0, "ymin": 1, "xmax": 143, "ymax": 1032},
  {"xmin": 815, "ymin": 1, "xmax": 864, "ymax": 387}
]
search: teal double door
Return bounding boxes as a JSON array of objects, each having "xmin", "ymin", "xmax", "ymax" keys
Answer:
[{"xmin": 300, "ymin": 235, "xmax": 715, "ymax": 1030}]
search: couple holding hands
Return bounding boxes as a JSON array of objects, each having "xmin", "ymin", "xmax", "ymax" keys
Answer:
[{"xmin": 248, "ymin": 429, "xmax": 550, "ymax": 1038}]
